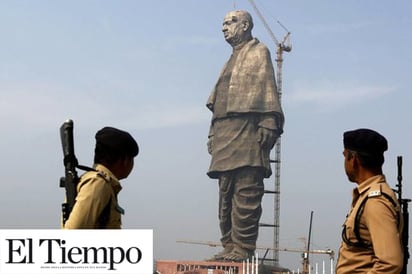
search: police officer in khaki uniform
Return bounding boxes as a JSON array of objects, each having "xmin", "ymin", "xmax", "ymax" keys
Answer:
[
  {"xmin": 336, "ymin": 128, "xmax": 403, "ymax": 273},
  {"xmin": 63, "ymin": 126, "xmax": 139, "ymax": 229}
]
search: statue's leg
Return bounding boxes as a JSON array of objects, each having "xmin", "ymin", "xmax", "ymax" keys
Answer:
[
  {"xmin": 223, "ymin": 167, "xmax": 264, "ymax": 261},
  {"xmin": 209, "ymin": 173, "xmax": 235, "ymax": 260},
  {"xmin": 219, "ymin": 173, "xmax": 234, "ymax": 245}
]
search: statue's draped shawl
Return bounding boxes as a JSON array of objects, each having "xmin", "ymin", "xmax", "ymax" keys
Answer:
[
  {"xmin": 207, "ymin": 38, "xmax": 283, "ymax": 123},
  {"xmin": 206, "ymin": 38, "xmax": 284, "ymax": 178}
]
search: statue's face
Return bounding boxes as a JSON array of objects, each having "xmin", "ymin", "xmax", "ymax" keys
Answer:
[{"xmin": 222, "ymin": 12, "xmax": 247, "ymax": 46}]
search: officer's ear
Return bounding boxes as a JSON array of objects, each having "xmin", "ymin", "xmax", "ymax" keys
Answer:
[
  {"xmin": 351, "ymin": 152, "xmax": 362, "ymax": 168},
  {"xmin": 346, "ymin": 150, "xmax": 357, "ymax": 161}
]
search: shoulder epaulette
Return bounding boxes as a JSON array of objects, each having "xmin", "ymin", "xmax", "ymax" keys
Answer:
[
  {"xmin": 96, "ymin": 170, "xmax": 111, "ymax": 183},
  {"xmin": 79, "ymin": 170, "xmax": 110, "ymax": 186},
  {"xmin": 368, "ymin": 190, "xmax": 381, "ymax": 197},
  {"xmin": 368, "ymin": 183, "xmax": 382, "ymax": 198}
]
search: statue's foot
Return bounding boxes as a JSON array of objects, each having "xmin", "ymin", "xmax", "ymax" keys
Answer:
[
  {"xmin": 206, "ymin": 245, "xmax": 234, "ymax": 261},
  {"xmin": 221, "ymin": 246, "xmax": 253, "ymax": 262}
]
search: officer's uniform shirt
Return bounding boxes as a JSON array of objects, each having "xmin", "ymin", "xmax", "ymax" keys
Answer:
[
  {"xmin": 63, "ymin": 164, "xmax": 124, "ymax": 229},
  {"xmin": 336, "ymin": 175, "xmax": 403, "ymax": 273}
]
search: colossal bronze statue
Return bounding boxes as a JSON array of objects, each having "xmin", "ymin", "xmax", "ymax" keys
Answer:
[{"xmin": 206, "ymin": 10, "xmax": 284, "ymax": 261}]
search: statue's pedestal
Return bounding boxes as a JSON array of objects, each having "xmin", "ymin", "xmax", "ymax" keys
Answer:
[{"xmin": 155, "ymin": 260, "xmax": 250, "ymax": 274}]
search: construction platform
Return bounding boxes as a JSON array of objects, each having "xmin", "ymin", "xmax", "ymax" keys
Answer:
[
  {"xmin": 155, "ymin": 260, "xmax": 254, "ymax": 274},
  {"xmin": 155, "ymin": 260, "xmax": 290, "ymax": 274}
]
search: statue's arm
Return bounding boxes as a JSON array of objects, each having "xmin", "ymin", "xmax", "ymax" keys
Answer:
[
  {"xmin": 207, "ymin": 122, "xmax": 214, "ymax": 154},
  {"xmin": 257, "ymin": 114, "xmax": 282, "ymax": 149}
]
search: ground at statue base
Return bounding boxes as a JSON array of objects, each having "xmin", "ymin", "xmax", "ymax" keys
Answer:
[{"xmin": 155, "ymin": 260, "xmax": 291, "ymax": 274}]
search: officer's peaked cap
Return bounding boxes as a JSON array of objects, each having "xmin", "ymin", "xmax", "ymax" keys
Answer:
[
  {"xmin": 95, "ymin": 127, "xmax": 139, "ymax": 157},
  {"xmin": 343, "ymin": 128, "xmax": 387, "ymax": 155}
]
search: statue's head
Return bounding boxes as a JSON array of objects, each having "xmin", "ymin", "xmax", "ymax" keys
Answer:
[{"xmin": 222, "ymin": 10, "xmax": 254, "ymax": 47}]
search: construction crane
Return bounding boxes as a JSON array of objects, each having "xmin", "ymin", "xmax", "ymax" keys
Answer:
[
  {"xmin": 302, "ymin": 211, "xmax": 314, "ymax": 274},
  {"xmin": 247, "ymin": 0, "xmax": 292, "ymax": 266}
]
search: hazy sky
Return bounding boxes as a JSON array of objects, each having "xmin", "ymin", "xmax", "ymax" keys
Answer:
[{"xmin": 1, "ymin": 0, "xmax": 411, "ymax": 272}]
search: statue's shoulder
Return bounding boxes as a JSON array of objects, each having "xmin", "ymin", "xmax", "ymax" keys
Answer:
[
  {"xmin": 248, "ymin": 38, "xmax": 269, "ymax": 52},
  {"xmin": 245, "ymin": 38, "xmax": 271, "ymax": 60}
]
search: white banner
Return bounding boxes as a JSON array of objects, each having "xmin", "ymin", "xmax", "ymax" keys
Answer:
[{"xmin": 0, "ymin": 229, "xmax": 153, "ymax": 274}]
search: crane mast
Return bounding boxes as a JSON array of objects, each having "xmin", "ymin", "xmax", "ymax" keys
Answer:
[{"xmin": 247, "ymin": 0, "xmax": 291, "ymax": 267}]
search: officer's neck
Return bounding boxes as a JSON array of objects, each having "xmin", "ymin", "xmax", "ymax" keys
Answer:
[{"xmin": 356, "ymin": 168, "xmax": 383, "ymax": 185}]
